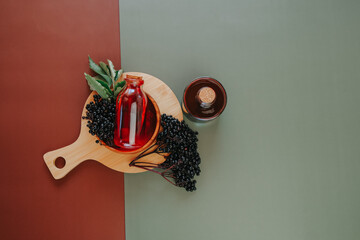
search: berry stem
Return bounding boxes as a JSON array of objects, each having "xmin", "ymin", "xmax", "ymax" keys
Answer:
[
  {"xmin": 161, "ymin": 175, "xmax": 177, "ymax": 186},
  {"xmin": 132, "ymin": 142, "xmax": 158, "ymax": 161},
  {"xmin": 131, "ymin": 164, "xmax": 162, "ymax": 175}
]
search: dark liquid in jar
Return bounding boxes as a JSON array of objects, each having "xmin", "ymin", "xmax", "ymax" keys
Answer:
[{"xmin": 182, "ymin": 77, "xmax": 227, "ymax": 121}]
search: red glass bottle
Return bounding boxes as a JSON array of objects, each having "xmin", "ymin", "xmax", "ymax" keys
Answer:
[{"xmin": 114, "ymin": 75, "xmax": 148, "ymax": 150}]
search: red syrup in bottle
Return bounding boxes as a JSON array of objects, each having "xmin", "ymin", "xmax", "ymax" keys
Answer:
[{"xmin": 114, "ymin": 75, "xmax": 148, "ymax": 150}]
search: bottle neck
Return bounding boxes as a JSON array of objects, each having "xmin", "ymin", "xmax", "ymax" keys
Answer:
[{"xmin": 125, "ymin": 75, "xmax": 144, "ymax": 88}]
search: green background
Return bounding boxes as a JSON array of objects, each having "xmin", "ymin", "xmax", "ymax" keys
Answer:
[{"xmin": 120, "ymin": 0, "xmax": 360, "ymax": 239}]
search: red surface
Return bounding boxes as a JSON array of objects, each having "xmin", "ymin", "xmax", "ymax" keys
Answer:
[{"xmin": 0, "ymin": 1, "xmax": 125, "ymax": 239}]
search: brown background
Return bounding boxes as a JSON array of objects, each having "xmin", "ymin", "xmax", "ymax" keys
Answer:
[{"xmin": 0, "ymin": 0, "xmax": 125, "ymax": 239}]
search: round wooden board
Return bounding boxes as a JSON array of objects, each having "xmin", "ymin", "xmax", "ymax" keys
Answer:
[{"xmin": 44, "ymin": 72, "xmax": 183, "ymax": 179}]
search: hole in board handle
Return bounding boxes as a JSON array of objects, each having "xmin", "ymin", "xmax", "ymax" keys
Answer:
[{"xmin": 54, "ymin": 157, "xmax": 66, "ymax": 169}]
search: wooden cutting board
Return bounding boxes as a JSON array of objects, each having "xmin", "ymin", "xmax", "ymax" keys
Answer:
[{"xmin": 44, "ymin": 72, "xmax": 183, "ymax": 179}]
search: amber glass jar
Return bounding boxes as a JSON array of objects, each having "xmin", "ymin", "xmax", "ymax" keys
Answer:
[{"xmin": 182, "ymin": 77, "xmax": 227, "ymax": 122}]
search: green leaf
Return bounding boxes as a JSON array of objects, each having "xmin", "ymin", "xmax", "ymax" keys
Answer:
[
  {"xmin": 93, "ymin": 74, "xmax": 113, "ymax": 89},
  {"xmin": 84, "ymin": 73, "xmax": 110, "ymax": 99},
  {"xmin": 100, "ymin": 74, "xmax": 112, "ymax": 86},
  {"xmin": 115, "ymin": 69, "xmax": 124, "ymax": 81},
  {"xmin": 99, "ymin": 62, "xmax": 110, "ymax": 76},
  {"xmin": 88, "ymin": 56, "xmax": 105, "ymax": 75},
  {"xmin": 107, "ymin": 59, "xmax": 116, "ymax": 79},
  {"xmin": 115, "ymin": 80, "xmax": 126, "ymax": 90},
  {"xmin": 114, "ymin": 80, "xmax": 126, "ymax": 97},
  {"xmin": 96, "ymin": 79, "xmax": 113, "ymax": 96},
  {"xmin": 93, "ymin": 75, "xmax": 104, "ymax": 81},
  {"xmin": 114, "ymin": 70, "xmax": 119, "ymax": 81},
  {"xmin": 88, "ymin": 56, "xmax": 112, "ymax": 86}
]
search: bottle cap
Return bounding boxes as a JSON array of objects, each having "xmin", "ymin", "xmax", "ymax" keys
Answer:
[{"xmin": 197, "ymin": 87, "xmax": 216, "ymax": 108}]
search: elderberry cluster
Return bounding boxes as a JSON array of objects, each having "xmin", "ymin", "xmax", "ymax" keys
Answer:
[
  {"xmin": 157, "ymin": 114, "xmax": 201, "ymax": 192},
  {"xmin": 83, "ymin": 97, "xmax": 201, "ymax": 192},
  {"xmin": 82, "ymin": 95, "xmax": 116, "ymax": 146}
]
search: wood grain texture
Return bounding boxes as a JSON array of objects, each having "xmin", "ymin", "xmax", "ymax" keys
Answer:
[{"xmin": 44, "ymin": 72, "xmax": 182, "ymax": 179}]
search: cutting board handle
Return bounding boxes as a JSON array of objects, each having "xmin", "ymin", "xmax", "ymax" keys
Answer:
[{"xmin": 43, "ymin": 138, "xmax": 89, "ymax": 179}]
